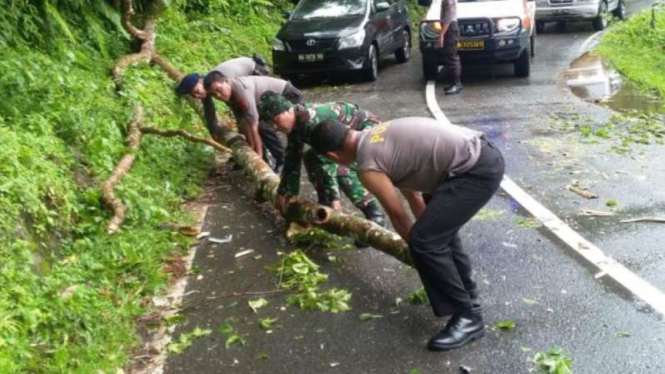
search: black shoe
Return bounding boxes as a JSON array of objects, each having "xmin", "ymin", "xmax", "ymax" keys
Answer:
[
  {"xmin": 445, "ymin": 84, "xmax": 463, "ymax": 95},
  {"xmin": 362, "ymin": 203, "xmax": 386, "ymax": 227},
  {"xmin": 427, "ymin": 310, "xmax": 485, "ymax": 352}
]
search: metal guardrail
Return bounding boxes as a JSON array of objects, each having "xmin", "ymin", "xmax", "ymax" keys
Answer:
[{"xmin": 652, "ymin": 0, "xmax": 665, "ymax": 29}]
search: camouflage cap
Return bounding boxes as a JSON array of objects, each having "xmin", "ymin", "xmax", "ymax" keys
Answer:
[{"xmin": 259, "ymin": 91, "xmax": 293, "ymax": 121}]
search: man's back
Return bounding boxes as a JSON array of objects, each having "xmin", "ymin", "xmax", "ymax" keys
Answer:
[
  {"xmin": 357, "ymin": 117, "xmax": 482, "ymax": 193},
  {"xmin": 235, "ymin": 76, "xmax": 287, "ymax": 102},
  {"xmin": 209, "ymin": 57, "xmax": 256, "ymax": 79}
]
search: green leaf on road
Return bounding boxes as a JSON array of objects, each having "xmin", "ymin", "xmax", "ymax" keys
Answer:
[
  {"xmin": 359, "ymin": 313, "xmax": 384, "ymax": 322},
  {"xmin": 521, "ymin": 346, "xmax": 533, "ymax": 353},
  {"xmin": 259, "ymin": 317, "xmax": 278, "ymax": 330},
  {"xmin": 494, "ymin": 320, "xmax": 516, "ymax": 331},
  {"xmin": 166, "ymin": 327, "xmax": 212, "ymax": 355},
  {"xmin": 533, "ymin": 347, "xmax": 572, "ymax": 374},
  {"xmin": 522, "ymin": 297, "xmax": 538, "ymax": 305},
  {"xmin": 606, "ymin": 199, "xmax": 618, "ymax": 208},
  {"xmin": 225, "ymin": 333, "xmax": 245, "ymax": 349},
  {"xmin": 248, "ymin": 298, "xmax": 268, "ymax": 313},
  {"xmin": 614, "ymin": 331, "xmax": 630, "ymax": 338},
  {"xmin": 408, "ymin": 288, "xmax": 429, "ymax": 305},
  {"xmin": 218, "ymin": 323, "xmax": 234, "ymax": 335}
]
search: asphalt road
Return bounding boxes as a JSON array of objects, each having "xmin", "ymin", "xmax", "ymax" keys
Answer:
[{"xmin": 165, "ymin": 2, "xmax": 665, "ymax": 373}]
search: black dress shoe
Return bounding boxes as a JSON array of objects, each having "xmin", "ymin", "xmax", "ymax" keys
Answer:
[
  {"xmin": 444, "ymin": 84, "xmax": 463, "ymax": 95},
  {"xmin": 427, "ymin": 311, "xmax": 485, "ymax": 351}
]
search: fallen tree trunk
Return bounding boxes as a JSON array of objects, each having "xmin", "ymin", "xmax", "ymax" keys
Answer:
[
  {"xmin": 112, "ymin": 1, "xmax": 413, "ymax": 265},
  {"xmin": 178, "ymin": 90, "xmax": 414, "ymax": 265},
  {"xmin": 101, "ymin": 104, "xmax": 143, "ymax": 234}
]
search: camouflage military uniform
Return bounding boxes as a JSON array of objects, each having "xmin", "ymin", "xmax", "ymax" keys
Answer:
[{"xmin": 278, "ymin": 102, "xmax": 380, "ymax": 209}]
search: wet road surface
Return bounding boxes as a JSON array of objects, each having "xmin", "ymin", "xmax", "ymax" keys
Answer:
[{"xmin": 165, "ymin": 2, "xmax": 665, "ymax": 373}]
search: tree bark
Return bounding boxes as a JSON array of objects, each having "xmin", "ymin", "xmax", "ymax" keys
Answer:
[
  {"xmin": 112, "ymin": 0, "xmax": 157, "ymax": 90},
  {"xmin": 101, "ymin": 104, "xmax": 144, "ymax": 235}
]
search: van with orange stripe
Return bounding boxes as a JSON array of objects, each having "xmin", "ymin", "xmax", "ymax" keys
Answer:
[{"xmin": 418, "ymin": 0, "xmax": 536, "ymax": 79}]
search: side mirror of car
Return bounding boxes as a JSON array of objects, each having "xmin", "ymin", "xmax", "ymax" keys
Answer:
[
  {"xmin": 282, "ymin": 10, "xmax": 292, "ymax": 19},
  {"xmin": 418, "ymin": 0, "xmax": 433, "ymax": 7},
  {"xmin": 376, "ymin": 2, "xmax": 391, "ymax": 12}
]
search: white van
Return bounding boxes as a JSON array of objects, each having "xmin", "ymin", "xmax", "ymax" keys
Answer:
[{"xmin": 419, "ymin": 0, "xmax": 536, "ymax": 79}]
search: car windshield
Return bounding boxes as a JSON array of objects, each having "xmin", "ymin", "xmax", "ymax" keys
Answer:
[{"xmin": 291, "ymin": 0, "xmax": 367, "ymax": 20}]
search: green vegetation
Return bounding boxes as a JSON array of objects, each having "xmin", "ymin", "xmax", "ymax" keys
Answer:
[
  {"xmin": 576, "ymin": 112, "xmax": 664, "ymax": 153},
  {"xmin": 493, "ymin": 320, "xmax": 516, "ymax": 331},
  {"xmin": 597, "ymin": 7, "xmax": 665, "ymax": 97},
  {"xmin": 533, "ymin": 347, "xmax": 573, "ymax": 374},
  {"xmin": 167, "ymin": 327, "xmax": 212, "ymax": 354},
  {"xmin": 272, "ymin": 250, "xmax": 352, "ymax": 313},
  {"xmin": 408, "ymin": 287, "xmax": 429, "ymax": 305},
  {"xmin": 0, "ymin": 0, "xmax": 293, "ymax": 372}
]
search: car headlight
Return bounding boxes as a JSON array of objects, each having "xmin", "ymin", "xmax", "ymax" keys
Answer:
[
  {"xmin": 338, "ymin": 30, "xmax": 366, "ymax": 49},
  {"xmin": 273, "ymin": 38, "xmax": 286, "ymax": 51},
  {"xmin": 494, "ymin": 17, "xmax": 521, "ymax": 35}
]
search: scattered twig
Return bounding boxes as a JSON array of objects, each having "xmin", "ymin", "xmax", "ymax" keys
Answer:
[
  {"xmin": 577, "ymin": 209, "xmax": 615, "ymax": 217},
  {"xmin": 566, "ymin": 185, "xmax": 598, "ymax": 199},
  {"xmin": 620, "ymin": 217, "xmax": 665, "ymax": 224},
  {"xmin": 101, "ymin": 104, "xmax": 144, "ymax": 234}
]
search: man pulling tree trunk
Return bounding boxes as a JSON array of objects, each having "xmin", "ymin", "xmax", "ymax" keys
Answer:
[
  {"xmin": 438, "ymin": 0, "xmax": 462, "ymax": 95},
  {"xmin": 175, "ymin": 55, "xmax": 271, "ymax": 138},
  {"xmin": 307, "ymin": 117, "xmax": 505, "ymax": 351},
  {"xmin": 257, "ymin": 92, "xmax": 386, "ymax": 232},
  {"xmin": 204, "ymin": 74, "xmax": 302, "ymax": 173}
]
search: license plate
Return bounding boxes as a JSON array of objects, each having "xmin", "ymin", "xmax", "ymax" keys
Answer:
[
  {"xmin": 456, "ymin": 40, "xmax": 485, "ymax": 50},
  {"xmin": 298, "ymin": 53, "xmax": 324, "ymax": 62},
  {"xmin": 553, "ymin": 9, "xmax": 571, "ymax": 15}
]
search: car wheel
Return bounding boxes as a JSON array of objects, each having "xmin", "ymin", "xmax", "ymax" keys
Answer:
[
  {"xmin": 362, "ymin": 44, "xmax": 379, "ymax": 82},
  {"xmin": 423, "ymin": 58, "xmax": 438, "ymax": 80},
  {"xmin": 514, "ymin": 43, "xmax": 531, "ymax": 78},
  {"xmin": 612, "ymin": 0, "xmax": 626, "ymax": 20},
  {"xmin": 395, "ymin": 30, "xmax": 411, "ymax": 63},
  {"xmin": 536, "ymin": 21, "xmax": 545, "ymax": 34},
  {"xmin": 592, "ymin": 1, "xmax": 609, "ymax": 31}
]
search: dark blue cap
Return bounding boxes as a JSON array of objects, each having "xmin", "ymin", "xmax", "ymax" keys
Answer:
[{"xmin": 176, "ymin": 73, "xmax": 200, "ymax": 95}]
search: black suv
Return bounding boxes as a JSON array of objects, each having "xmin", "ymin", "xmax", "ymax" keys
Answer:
[{"xmin": 273, "ymin": 0, "xmax": 412, "ymax": 82}]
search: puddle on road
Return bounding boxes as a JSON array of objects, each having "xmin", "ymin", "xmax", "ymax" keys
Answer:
[{"xmin": 563, "ymin": 53, "xmax": 664, "ymax": 114}]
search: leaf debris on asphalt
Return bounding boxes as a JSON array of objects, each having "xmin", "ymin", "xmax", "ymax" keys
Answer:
[{"xmin": 493, "ymin": 320, "xmax": 516, "ymax": 331}]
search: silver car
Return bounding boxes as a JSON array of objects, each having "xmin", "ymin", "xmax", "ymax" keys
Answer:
[{"xmin": 535, "ymin": 0, "xmax": 626, "ymax": 31}]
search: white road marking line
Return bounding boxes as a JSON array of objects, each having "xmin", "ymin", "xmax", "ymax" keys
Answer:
[
  {"xmin": 579, "ymin": 30, "xmax": 604, "ymax": 55},
  {"xmin": 425, "ymin": 80, "xmax": 665, "ymax": 316},
  {"xmin": 135, "ymin": 206, "xmax": 209, "ymax": 374}
]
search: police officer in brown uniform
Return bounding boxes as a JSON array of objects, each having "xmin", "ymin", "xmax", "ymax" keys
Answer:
[
  {"xmin": 438, "ymin": 0, "xmax": 462, "ymax": 95},
  {"xmin": 307, "ymin": 117, "xmax": 505, "ymax": 351}
]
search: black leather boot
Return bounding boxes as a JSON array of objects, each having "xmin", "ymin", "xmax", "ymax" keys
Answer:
[{"xmin": 427, "ymin": 307, "xmax": 485, "ymax": 352}]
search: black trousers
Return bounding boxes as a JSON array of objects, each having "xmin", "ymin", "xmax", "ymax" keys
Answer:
[
  {"xmin": 259, "ymin": 82, "xmax": 303, "ymax": 170},
  {"xmin": 443, "ymin": 22, "xmax": 462, "ymax": 85},
  {"xmin": 409, "ymin": 140, "xmax": 504, "ymax": 317}
]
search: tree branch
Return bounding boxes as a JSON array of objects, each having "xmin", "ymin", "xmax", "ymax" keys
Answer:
[
  {"xmin": 121, "ymin": 0, "xmax": 148, "ymax": 40},
  {"xmin": 140, "ymin": 127, "xmax": 232, "ymax": 154},
  {"xmin": 101, "ymin": 104, "xmax": 144, "ymax": 235}
]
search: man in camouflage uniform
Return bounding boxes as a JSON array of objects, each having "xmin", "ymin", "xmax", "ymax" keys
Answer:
[{"xmin": 258, "ymin": 91, "xmax": 386, "ymax": 227}]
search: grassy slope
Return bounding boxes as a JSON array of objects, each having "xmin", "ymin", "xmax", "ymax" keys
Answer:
[
  {"xmin": 0, "ymin": 3, "xmax": 287, "ymax": 373},
  {"xmin": 596, "ymin": 7, "xmax": 665, "ymax": 97}
]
